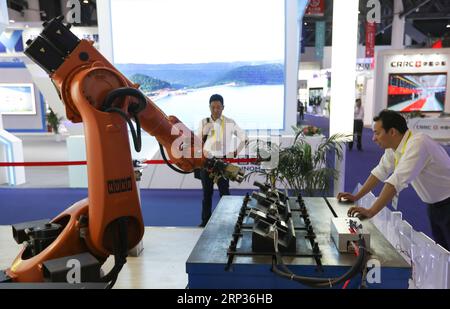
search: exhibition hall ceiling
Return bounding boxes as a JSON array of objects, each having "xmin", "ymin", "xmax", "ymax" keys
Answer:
[
  {"xmin": 5, "ymin": 0, "xmax": 450, "ymax": 46},
  {"xmin": 303, "ymin": 0, "xmax": 450, "ymax": 47}
]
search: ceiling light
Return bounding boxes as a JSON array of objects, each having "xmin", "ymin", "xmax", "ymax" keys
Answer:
[
  {"xmin": 446, "ymin": 24, "xmax": 450, "ymax": 29},
  {"xmin": 9, "ymin": 20, "xmax": 15, "ymax": 23},
  {"xmin": 83, "ymin": 0, "xmax": 89, "ymax": 3},
  {"xmin": 304, "ymin": 22, "xmax": 307, "ymax": 26}
]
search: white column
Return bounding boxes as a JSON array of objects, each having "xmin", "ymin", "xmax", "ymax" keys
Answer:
[
  {"xmin": 329, "ymin": 0, "xmax": 359, "ymax": 195},
  {"xmin": 391, "ymin": 0, "xmax": 405, "ymax": 49},
  {"xmin": 96, "ymin": 0, "xmax": 114, "ymax": 62},
  {"xmin": 284, "ymin": 0, "xmax": 301, "ymax": 135},
  {"xmin": 0, "ymin": 0, "xmax": 8, "ymax": 34},
  {"xmin": 329, "ymin": 0, "xmax": 359, "ymax": 137},
  {"xmin": 0, "ymin": 130, "xmax": 26, "ymax": 185}
]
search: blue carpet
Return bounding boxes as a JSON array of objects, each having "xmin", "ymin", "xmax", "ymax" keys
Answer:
[{"xmin": 0, "ymin": 188, "xmax": 251, "ymax": 227}]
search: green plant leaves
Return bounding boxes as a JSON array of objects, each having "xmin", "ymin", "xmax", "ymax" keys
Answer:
[{"xmin": 244, "ymin": 128, "xmax": 351, "ymax": 196}]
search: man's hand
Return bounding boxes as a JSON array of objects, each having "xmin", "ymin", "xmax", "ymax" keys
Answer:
[
  {"xmin": 337, "ymin": 192, "xmax": 357, "ymax": 203},
  {"xmin": 347, "ymin": 206, "xmax": 373, "ymax": 220}
]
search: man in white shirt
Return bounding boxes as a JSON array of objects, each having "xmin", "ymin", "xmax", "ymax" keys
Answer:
[
  {"xmin": 196, "ymin": 94, "xmax": 247, "ymax": 227},
  {"xmin": 349, "ymin": 99, "xmax": 364, "ymax": 151},
  {"xmin": 338, "ymin": 110, "xmax": 450, "ymax": 250}
]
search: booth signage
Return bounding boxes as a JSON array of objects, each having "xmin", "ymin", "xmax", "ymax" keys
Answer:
[
  {"xmin": 0, "ymin": 30, "xmax": 24, "ymax": 54},
  {"xmin": 315, "ymin": 21, "xmax": 325, "ymax": 61},
  {"xmin": 305, "ymin": 0, "xmax": 325, "ymax": 16},
  {"xmin": 390, "ymin": 60, "xmax": 447, "ymax": 68},
  {"xmin": 365, "ymin": 22, "xmax": 376, "ymax": 58},
  {"xmin": 357, "ymin": 58, "xmax": 374, "ymax": 71},
  {"xmin": 408, "ymin": 118, "xmax": 450, "ymax": 140}
]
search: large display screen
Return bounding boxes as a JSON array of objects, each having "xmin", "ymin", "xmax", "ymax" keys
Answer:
[
  {"xmin": 387, "ymin": 73, "xmax": 447, "ymax": 112},
  {"xmin": 110, "ymin": 0, "xmax": 285, "ymax": 130},
  {"xmin": 0, "ymin": 83, "xmax": 36, "ymax": 115}
]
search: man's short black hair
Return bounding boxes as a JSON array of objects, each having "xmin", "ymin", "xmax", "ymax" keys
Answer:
[
  {"xmin": 209, "ymin": 94, "xmax": 224, "ymax": 106},
  {"xmin": 373, "ymin": 110, "xmax": 408, "ymax": 134}
]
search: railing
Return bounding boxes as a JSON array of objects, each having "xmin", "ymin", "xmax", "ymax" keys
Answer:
[{"xmin": 353, "ymin": 183, "xmax": 450, "ymax": 289}]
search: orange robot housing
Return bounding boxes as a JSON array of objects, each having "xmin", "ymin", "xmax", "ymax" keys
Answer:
[{"xmin": 1, "ymin": 17, "xmax": 243, "ymax": 286}]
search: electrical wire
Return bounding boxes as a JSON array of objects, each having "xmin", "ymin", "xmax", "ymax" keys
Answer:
[
  {"xmin": 342, "ymin": 241, "xmax": 360, "ymax": 289},
  {"xmin": 159, "ymin": 143, "xmax": 192, "ymax": 174},
  {"xmin": 101, "ymin": 87, "xmax": 147, "ymax": 152},
  {"xmin": 271, "ymin": 225, "xmax": 368, "ymax": 288},
  {"xmin": 102, "ymin": 218, "xmax": 128, "ymax": 289},
  {"xmin": 105, "ymin": 107, "xmax": 142, "ymax": 152}
]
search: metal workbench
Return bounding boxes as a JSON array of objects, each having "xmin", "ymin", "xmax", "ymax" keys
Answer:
[{"xmin": 186, "ymin": 195, "xmax": 411, "ymax": 289}]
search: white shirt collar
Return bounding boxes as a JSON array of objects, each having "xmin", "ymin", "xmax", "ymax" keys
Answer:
[
  {"xmin": 210, "ymin": 115, "xmax": 223, "ymax": 122},
  {"xmin": 394, "ymin": 130, "xmax": 411, "ymax": 155}
]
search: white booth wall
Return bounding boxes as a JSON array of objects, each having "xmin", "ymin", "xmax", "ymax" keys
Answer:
[{"xmin": 0, "ymin": 61, "xmax": 46, "ymax": 132}]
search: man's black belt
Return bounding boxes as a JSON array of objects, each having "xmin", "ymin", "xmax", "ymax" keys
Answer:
[{"xmin": 428, "ymin": 196, "xmax": 450, "ymax": 207}]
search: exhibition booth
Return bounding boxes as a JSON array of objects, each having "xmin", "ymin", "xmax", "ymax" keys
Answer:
[
  {"xmin": 298, "ymin": 48, "xmax": 450, "ymax": 137},
  {"xmin": 0, "ymin": 0, "xmax": 449, "ymax": 290},
  {"xmin": 374, "ymin": 48, "xmax": 450, "ymax": 141}
]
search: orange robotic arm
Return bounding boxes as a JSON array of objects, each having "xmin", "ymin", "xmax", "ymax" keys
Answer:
[{"xmin": 1, "ymin": 17, "xmax": 243, "ymax": 287}]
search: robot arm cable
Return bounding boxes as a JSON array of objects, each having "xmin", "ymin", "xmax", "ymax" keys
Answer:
[
  {"xmin": 159, "ymin": 143, "xmax": 192, "ymax": 174},
  {"xmin": 102, "ymin": 87, "xmax": 148, "ymax": 153},
  {"xmin": 102, "ymin": 217, "xmax": 129, "ymax": 289}
]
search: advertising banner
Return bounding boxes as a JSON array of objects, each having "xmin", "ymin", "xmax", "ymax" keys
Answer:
[
  {"xmin": 365, "ymin": 22, "xmax": 376, "ymax": 58},
  {"xmin": 305, "ymin": 0, "xmax": 325, "ymax": 16},
  {"xmin": 408, "ymin": 118, "xmax": 450, "ymax": 140},
  {"xmin": 0, "ymin": 30, "xmax": 24, "ymax": 54},
  {"xmin": 315, "ymin": 21, "xmax": 325, "ymax": 61}
]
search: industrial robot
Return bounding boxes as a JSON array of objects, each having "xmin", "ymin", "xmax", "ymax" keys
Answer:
[{"xmin": 0, "ymin": 16, "xmax": 244, "ymax": 288}]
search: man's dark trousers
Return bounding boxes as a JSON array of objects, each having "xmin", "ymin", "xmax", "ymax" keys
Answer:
[
  {"xmin": 427, "ymin": 198, "xmax": 450, "ymax": 251},
  {"xmin": 200, "ymin": 169, "xmax": 230, "ymax": 226}
]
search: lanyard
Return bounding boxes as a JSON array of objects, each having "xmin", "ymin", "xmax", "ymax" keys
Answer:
[
  {"xmin": 394, "ymin": 131, "xmax": 412, "ymax": 168},
  {"xmin": 211, "ymin": 116, "xmax": 225, "ymax": 143}
]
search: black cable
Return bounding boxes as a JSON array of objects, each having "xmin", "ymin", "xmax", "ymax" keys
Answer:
[
  {"xmin": 270, "ymin": 227, "xmax": 367, "ymax": 288},
  {"xmin": 102, "ymin": 218, "xmax": 128, "ymax": 288},
  {"xmin": 101, "ymin": 87, "xmax": 147, "ymax": 113},
  {"xmin": 101, "ymin": 87, "xmax": 147, "ymax": 153},
  {"xmin": 272, "ymin": 239, "xmax": 366, "ymax": 288},
  {"xmin": 101, "ymin": 87, "xmax": 200, "ymax": 175},
  {"xmin": 105, "ymin": 275, "xmax": 118, "ymax": 290},
  {"xmin": 159, "ymin": 143, "xmax": 192, "ymax": 175},
  {"xmin": 323, "ymin": 196, "xmax": 338, "ymax": 218},
  {"xmin": 105, "ymin": 107, "xmax": 142, "ymax": 152}
]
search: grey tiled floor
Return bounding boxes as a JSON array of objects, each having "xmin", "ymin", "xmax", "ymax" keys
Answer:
[
  {"xmin": 1, "ymin": 134, "xmax": 203, "ymax": 288},
  {"xmin": 0, "ymin": 226, "xmax": 202, "ymax": 289}
]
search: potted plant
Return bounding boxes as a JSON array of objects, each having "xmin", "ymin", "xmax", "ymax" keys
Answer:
[
  {"xmin": 299, "ymin": 125, "xmax": 322, "ymax": 136},
  {"xmin": 46, "ymin": 107, "xmax": 63, "ymax": 141},
  {"xmin": 246, "ymin": 126, "xmax": 348, "ymax": 197}
]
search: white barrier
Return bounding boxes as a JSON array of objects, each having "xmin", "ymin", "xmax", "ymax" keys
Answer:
[
  {"xmin": 66, "ymin": 134, "xmax": 294, "ymax": 189},
  {"xmin": 353, "ymin": 183, "xmax": 450, "ymax": 289},
  {"xmin": 0, "ymin": 128, "xmax": 26, "ymax": 186}
]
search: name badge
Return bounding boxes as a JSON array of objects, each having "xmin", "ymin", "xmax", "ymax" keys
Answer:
[{"xmin": 392, "ymin": 195, "xmax": 399, "ymax": 210}]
